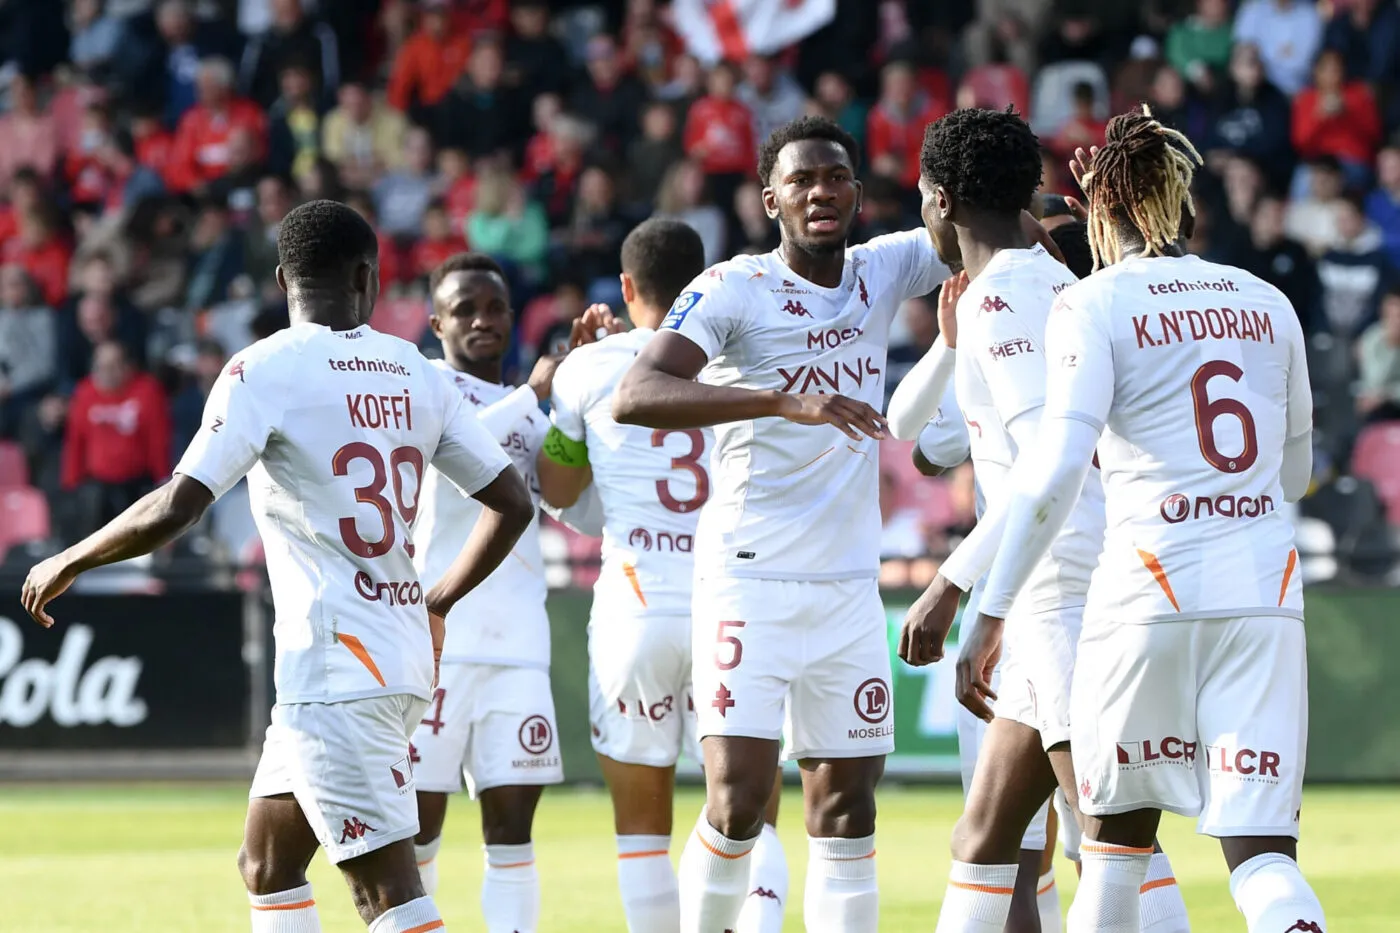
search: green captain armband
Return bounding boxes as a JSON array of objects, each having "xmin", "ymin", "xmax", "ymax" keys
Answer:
[{"xmin": 542, "ymin": 425, "xmax": 589, "ymax": 467}]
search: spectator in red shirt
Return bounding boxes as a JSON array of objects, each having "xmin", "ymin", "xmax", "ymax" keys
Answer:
[
  {"xmin": 131, "ymin": 106, "xmax": 175, "ymax": 179},
  {"xmin": 1293, "ymin": 48, "xmax": 1383, "ymax": 185},
  {"xmin": 0, "ymin": 73, "xmax": 59, "ymax": 191},
  {"xmin": 436, "ymin": 148, "xmax": 476, "ymax": 232},
  {"xmin": 166, "ymin": 57, "xmax": 269, "ymax": 194},
  {"xmin": 521, "ymin": 92, "xmax": 563, "ymax": 183},
  {"xmin": 387, "ymin": 0, "xmax": 473, "ymax": 121},
  {"xmin": 7, "ymin": 209, "xmax": 71, "ymax": 308},
  {"xmin": 411, "ymin": 200, "xmax": 468, "ymax": 281},
  {"xmin": 61, "ymin": 341, "xmax": 171, "ymax": 538},
  {"xmin": 683, "ymin": 62, "xmax": 755, "ymax": 179},
  {"xmin": 867, "ymin": 60, "xmax": 947, "ymax": 188},
  {"xmin": 345, "ymin": 192, "xmax": 405, "ymax": 289},
  {"xmin": 1048, "ymin": 81, "xmax": 1107, "ymax": 162}
]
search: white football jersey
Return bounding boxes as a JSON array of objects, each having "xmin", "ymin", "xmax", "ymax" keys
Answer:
[
  {"xmin": 662, "ymin": 229, "xmax": 946, "ymax": 580},
  {"xmin": 1046, "ymin": 254, "xmax": 1310, "ymax": 622},
  {"xmin": 175, "ymin": 324, "xmax": 510, "ymax": 704},
  {"xmin": 551, "ymin": 327, "xmax": 705, "ymax": 617},
  {"xmin": 955, "ymin": 245, "xmax": 1105, "ymax": 615},
  {"xmin": 414, "ymin": 364, "xmax": 551, "ymax": 668}
]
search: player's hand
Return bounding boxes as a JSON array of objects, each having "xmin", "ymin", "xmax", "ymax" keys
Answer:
[
  {"xmin": 21, "ymin": 554, "xmax": 80, "ymax": 628},
  {"xmin": 527, "ymin": 353, "xmax": 564, "ymax": 401},
  {"xmin": 937, "ymin": 271, "xmax": 967, "ymax": 349},
  {"xmin": 1069, "ymin": 145, "xmax": 1099, "ymax": 191},
  {"xmin": 570, "ymin": 303, "xmax": 623, "ymax": 349},
  {"xmin": 956, "ymin": 613, "xmax": 1003, "ymax": 722},
  {"xmin": 1064, "ymin": 195, "xmax": 1088, "ymax": 222},
  {"xmin": 429, "ymin": 610, "xmax": 446, "ymax": 690},
  {"xmin": 898, "ymin": 573, "xmax": 963, "ymax": 666},
  {"xmin": 1022, "ymin": 210, "xmax": 1065, "ymax": 265},
  {"xmin": 777, "ymin": 393, "xmax": 887, "ymax": 441}
]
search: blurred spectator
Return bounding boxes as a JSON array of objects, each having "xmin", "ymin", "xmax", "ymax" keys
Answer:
[
  {"xmin": 1165, "ymin": 0, "xmax": 1233, "ymax": 89},
  {"xmin": 299, "ymin": 156, "xmax": 346, "ymax": 203},
  {"xmin": 61, "ymin": 341, "xmax": 170, "ymax": 538},
  {"xmin": 321, "ymin": 80, "xmax": 408, "ymax": 190},
  {"xmin": 627, "ymin": 101, "xmax": 684, "ymax": 212},
  {"xmin": 521, "ymin": 93, "xmax": 564, "ymax": 183},
  {"xmin": 731, "ymin": 182, "xmax": 778, "ymax": 255},
  {"xmin": 1232, "ymin": 194, "xmax": 1321, "ymax": 334},
  {"xmin": 467, "ymin": 165, "xmax": 550, "ymax": 283},
  {"xmin": 153, "ymin": 0, "xmax": 228, "ymax": 128},
  {"xmin": 55, "ymin": 262, "xmax": 147, "ymax": 394},
  {"xmin": 655, "ymin": 52, "xmax": 704, "ymax": 114},
  {"xmin": 1205, "ymin": 43, "xmax": 1294, "ymax": 191},
  {"xmin": 868, "ymin": 61, "xmax": 946, "ymax": 189},
  {"xmin": 436, "ymin": 148, "xmax": 476, "ymax": 233},
  {"xmin": 267, "ymin": 61, "xmax": 323, "ymax": 183},
  {"xmin": 684, "ymin": 63, "xmax": 755, "ymax": 184},
  {"xmin": 1038, "ymin": 3, "xmax": 1135, "ymax": 64},
  {"xmin": 8, "ymin": 209, "xmax": 71, "ymax": 309},
  {"xmin": 239, "ymin": 0, "xmax": 340, "ymax": 110},
  {"xmin": 166, "ymin": 57, "xmax": 269, "ymax": 194},
  {"xmin": 0, "ymin": 265, "xmax": 56, "ymax": 439},
  {"xmin": 654, "ymin": 160, "xmax": 727, "ymax": 267},
  {"xmin": 878, "ymin": 469, "xmax": 926, "ymax": 562},
  {"xmin": 533, "ymin": 114, "xmax": 593, "ymax": 228},
  {"xmin": 962, "ymin": 0, "xmax": 1047, "ymax": 77},
  {"xmin": 69, "ymin": 0, "xmax": 128, "ymax": 75},
  {"xmin": 122, "ymin": 198, "xmax": 192, "ymax": 314},
  {"xmin": 131, "ymin": 105, "xmax": 176, "ymax": 178},
  {"xmin": 205, "ymin": 127, "xmax": 268, "ymax": 219},
  {"xmin": 1233, "ymin": 0, "xmax": 1322, "ymax": 96},
  {"xmin": 570, "ymin": 35, "xmax": 647, "ymax": 155},
  {"xmin": 559, "ymin": 165, "xmax": 628, "ymax": 292},
  {"xmin": 1291, "ymin": 49, "xmax": 1382, "ymax": 185},
  {"xmin": 373, "ymin": 126, "xmax": 436, "ymax": 238},
  {"xmin": 387, "ymin": 0, "xmax": 472, "ymax": 122},
  {"xmin": 64, "ymin": 103, "xmax": 119, "ymax": 208},
  {"xmin": 1318, "ymin": 193, "xmax": 1392, "ymax": 337},
  {"xmin": 184, "ymin": 199, "xmax": 244, "ymax": 312},
  {"xmin": 1321, "ymin": 0, "xmax": 1400, "ymax": 92},
  {"xmin": 410, "ymin": 200, "xmax": 468, "ymax": 282},
  {"xmin": 1356, "ymin": 286, "xmax": 1400, "ymax": 422},
  {"xmin": 621, "ymin": 0, "xmax": 680, "ymax": 92},
  {"xmin": 432, "ymin": 39, "xmax": 525, "ymax": 161},
  {"xmin": 0, "ymin": 74, "xmax": 58, "ymax": 192},
  {"xmin": 242, "ymin": 175, "xmax": 294, "ymax": 293},
  {"xmin": 1286, "ymin": 156, "xmax": 1347, "ymax": 257},
  {"xmin": 170, "ymin": 337, "xmax": 226, "ymax": 453},
  {"xmin": 1144, "ymin": 64, "xmax": 1209, "ymax": 142},
  {"xmin": 856, "ymin": 175, "xmax": 909, "ymax": 243},
  {"xmin": 810, "ymin": 71, "xmax": 868, "ymax": 149},
  {"xmin": 504, "ymin": 0, "xmax": 568, "ymax": 98},
  {"xmin": 887, "ymin": 291, "xmax": 937, "ymax": 406},
  {"xmin": 528, "ymin": 274, "xmax": 588, "ymax": 362},
  {"xmin": 0, "ymin": 169, "xmax": 45, "ymax": 242},
  {"xmin": 738, "ymin": 55, "xmax": 808, "ymax": 147},
  {"xmin": 1366, "ymin": 146, "xmax": 1400, "ymax": 268},
  {"xmin": 344, "ymin": 192, "xmax": 403, "ymax": 288},
  {"xmin": 1048, "ymin": 81, "xmax": 1107, "ymax": 161}
]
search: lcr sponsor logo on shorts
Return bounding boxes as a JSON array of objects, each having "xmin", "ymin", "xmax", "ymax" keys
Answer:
[
  {"xmin": 853, "ymin": 677, "xmax": 890, "ymax": 725},
  {"xmin": 1116, "ymin": 737, "xmax": 1197, "ymax": 770},
  {"xmin": 627, "ymin": 528, "xmax": 693, "ymax": 552},
  {"xmin": 513, "ymin": 715, "xmax": 561, "ymax": 769},
  {"xmin": 1159, "ymin": 492, "xmax": 1276, "ymax": 524},
  {"xmin": 1205, "ymin": 744, "xmax": 1281, "ymax": 783},
  {"xmin": 354, "ymin": 572, "xmax": 423, "ymax": 606},
  {"xmin": 617, "ymin": 694, "xmax": 678, "ymax": 722}
]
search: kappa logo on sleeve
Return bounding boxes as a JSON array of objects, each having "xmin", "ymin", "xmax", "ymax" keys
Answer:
[{"xmin": 661, "ymin": 290, "xmax": 703, "ymax": 330}]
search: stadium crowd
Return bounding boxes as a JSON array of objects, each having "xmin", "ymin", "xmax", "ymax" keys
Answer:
[{"xmin": 0, "ymin": 0, "xmax": 1397, "ymax": 582}]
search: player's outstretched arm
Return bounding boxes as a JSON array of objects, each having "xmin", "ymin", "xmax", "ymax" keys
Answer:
[
  {"xmin": 536, "ymin": 436, "xmax": 593, "ymax": 509},
  {"xmin": 886, "ymin": 272, "xmax": 965, "ymax": 440},
  {"xmin": 21, "ymin": 475, "xmax": 214, "ymax": 627},
  {"xmin": 424, "ymin": 465, "xmax": 534, "ymax": 619}
]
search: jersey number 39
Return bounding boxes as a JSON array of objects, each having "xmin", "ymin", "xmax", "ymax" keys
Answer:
[{"xmin": 332, "ymin": 442, "xmax": 425, "ymax": 558}]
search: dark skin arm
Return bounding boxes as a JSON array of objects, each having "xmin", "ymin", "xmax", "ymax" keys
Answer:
[
  {"xmin": 22, "ymin": 475, "xmax": 214, "ymax": 627},
  {"xmin": 613, "ymin": 331, "xmax": 888, "ymax": 440}
]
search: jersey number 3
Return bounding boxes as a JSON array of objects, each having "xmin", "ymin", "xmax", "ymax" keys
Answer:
[
  {"xmin": 1190, "ymin": 360, "xmax": 1258, "ymax": 473},
  {"xmin": 332, "ymin": 442, "xmax": 425, "ymax": 558},
  {"xmin": 652, "ymin": 429, "xmax": 710, "ymax": 514}
]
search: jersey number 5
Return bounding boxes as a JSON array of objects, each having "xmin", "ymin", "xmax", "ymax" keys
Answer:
[
  {"xmin": 1190, "ymin": 360, "xmax": 1258, "ymax": 473},
  {"xmin": 332, "ymin": 442, "xmax": 425, "ymax": 558},
  {"xmin": 652, "ymin": 429, "xmax": 710, "ymax": 514}
]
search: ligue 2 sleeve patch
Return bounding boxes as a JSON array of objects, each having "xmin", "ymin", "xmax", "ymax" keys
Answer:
[{"xmin": 661, "ymin": 291, "xmax": 703, "ymax": 330}]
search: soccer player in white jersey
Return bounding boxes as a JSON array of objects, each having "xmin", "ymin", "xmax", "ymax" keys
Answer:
[
  {"xmin": 612, "ymin": 116, "xmax": 948, "ymax": 933},
  {"xmin": 538, "ymin": 218, "xmax": 789, "ymax": 933},
  {"xmin": 890, "ymin": 110, "xmax": 1188, "ymax": 933},
  {"xmin": 20, "ymin": 201, "xmax": 536, "ymax": 933},
  {"xmin": 408, "ymin": 252, "xmax": 584, "ymax": 933},
  {"xmin": 973, "ymin": 108, "xmax": 1326, "ymax": 933}
]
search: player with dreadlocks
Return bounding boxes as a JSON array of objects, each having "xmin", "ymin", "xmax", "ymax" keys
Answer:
[{"xmin": 972, "ymin": 105, "xmax": 1326, "ymax": 932}]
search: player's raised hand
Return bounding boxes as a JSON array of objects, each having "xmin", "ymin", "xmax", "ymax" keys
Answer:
[
  {"xmin": 937, "ymin": 271, "xmax": 967, "ymax": 349},
  {"xmin": 899, "ymin": 574, "xmax": 963, "ymax": 665},
  {"xmin": 1069, "ymin": 145, "xmax": 1099, "ymax": 191},
  {"xmin": 21, "ymin": 554, "xmax": 79, "ymax": 628},
  {"xmin": 429, "ymin": 610, "xmax": 446, "ymax": 690},
  {"xmin": 570, "ymin": 303, "xmax": 624, "ymax": 349},
  {"xmin": 778, "ymin": 393, "xmax": 887, "ymax": 441},
  {"xmin": 1021, "ymin": 210, "xmax": 1065, "ymax": 264},
  {"xmin": 527, "ymin": 353, "xmax": 565, "ymax": 401},
  {"xmin": 955, "ymin": 613, "xmax": 1004, "ymax": 722}
]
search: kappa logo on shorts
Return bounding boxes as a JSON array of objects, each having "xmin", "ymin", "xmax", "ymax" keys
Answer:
[
  {"xmin": 854, "ymin": 678, "xmax": 890, "ymax": 724},
  {"xmin": 339, "ymin": 817, "xmax": 376, "ymax": 843},
  {"xmin": 518, "ymin": 715, "xmax": 554, "ymax": 755},
  {"xmin": 1285, "ymin": 921, "xmax": 1323, "ymax": 933},
  {"xmin": 1080, "ymin": 777, "xmax": 1092, "ymax": 799},
  {"xmin": 748, "ymin": 887, "xmax": 782, "ymax": 903}
]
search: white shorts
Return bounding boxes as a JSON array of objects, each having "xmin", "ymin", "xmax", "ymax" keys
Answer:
[
  {"xmin": 692, "ymin": 576, "xmax": 894, "ymax": 761},
  {"xmin": 250, "ymin": 694, "xmax": 426, "ymax": 865},
  {"xmin": 956, "ymin": 669, "xmax": 1050, "ymax": 852},
  {"xmin": 1072, "ymin": 615, "xmax": 1308, "ymax": 838},
  {"xmin": 997, "ymin": 605, "xmax": 1081, "ymax": 750},
  {"xmin": 410, "ymin": 663, "xmax": 564, "ymax": 798},
  {"xmin": 589, "ymin": 610, "xmax": 699, "ymax": 768}
]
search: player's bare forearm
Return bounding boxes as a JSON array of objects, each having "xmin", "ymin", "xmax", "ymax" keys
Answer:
[
  {"xmin": 613, "ymin": 365, "xmax": 785, "ymax": 428},
  {"xmin": 424, "ymin": 467, "xmax": 534, "ymax": 617},
  {"xmin": 65, "ymin": 475, "xmax": 213, "ymax": 573},
  {"xmin": 536, "ymin": 455, "xmax": 592, "ymax": 509}
]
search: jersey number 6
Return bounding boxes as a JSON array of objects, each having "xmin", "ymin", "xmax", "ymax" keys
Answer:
[
  {"xmin": 332, "ymin": 442, "xmax": 425, "ymax": 559},
  {"xmin": 1190, "ymin": 360, "xmax": 1259, "ymax": 474},
  {"xmin": 652, "ymin": 429, "xmax": 710, "ymax": 514}
]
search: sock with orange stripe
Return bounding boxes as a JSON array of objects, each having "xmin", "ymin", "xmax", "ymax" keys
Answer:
[
  {"xmin": 933, "ymin": 861, "xmax": 1017, "ymax": 933},
  {"xmin": 1139, "ymin": 851, "xmax": 1189, "ymax": 932},
  {"xmin": 1038, "ymin": 868, "xmax": 1062, "ymax": 933},
  {"xmin": 677, "ymin": 812, "xmax": 755, "ymax": 933},
  {"xmin": 482, "ymin": 843, "xmax": 539, "ymax": 933},
  {"xmin": 616, "ymin": 834, "xmax": 679, "ymax": 932},
  {"xmin": 414, "ymin": 837, "xmax": 441, "ymax": 897},
  {"xmin": 250, "ymin": 883, "xmax": 321, "ymax": 932},
  {"xmin": 736, "ymin": 823, "xmax": 788, "ymax": 933},
  {"xmin": 367, "ymin": 896, "xmax": 444, "ymax": 933},
  {"xmin": 1066, "ymin": 843, "xmax": 1151, "ymax": 933},
  {"xmin": 1229, "ymin": 851, "xmax": 1326, "ymax": 933},
  {"xmin": 803, "ymin": 835, "xmax": 877, "ymax": 932}
]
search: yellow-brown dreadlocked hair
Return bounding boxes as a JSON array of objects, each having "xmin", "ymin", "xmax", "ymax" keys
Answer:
[{"xmin": 1081, "ymin": 105, "xmax": 1202, "ymax": 270}]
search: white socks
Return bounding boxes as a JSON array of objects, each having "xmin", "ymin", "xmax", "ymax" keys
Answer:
[
  {"xmin": 736, "ymin": 823, "xmax": 789, "ymax": 933},
  {"xmin": 1230, "ymin": 851, "xmax": 1326, "ymax": 933},
  {"xmin": 1039, "ymin": 867, "xmax": 1062, "ymax": 933},
  {"xmin": 482, "ymin": 843, "xmax": 539, "ymax": 933},
  {"xmin": 617, "ymin": 834, "xmax": 680, "ymax": 933},
  {"xmin": 415, "ymin": 837, "xmax": 442, "ymax": 897},
  {"xmin": 1066, "ymin": 843, "xmax": 1152, "ymax": 933},
  {"xmin": 803, "ymin": 835, "xmax": 878, "ymax": 933},
  {"xmin": 678, "ymin": 811, "xmax": 756, "ymax": 933},
  {"xmin": 367, "ymin": 896, "xmax": 444, "ymax": 932},
  {"xmin": 249, "ymin": 883, "xmax": 321, "ymax": 932},
  {"xmin": 1140, "ymin": 851, "xmax": 1190, "ymax": 932},
  {"xmin": 934, "ymin": 861, "xmax": 1017, "ymax": 933}
]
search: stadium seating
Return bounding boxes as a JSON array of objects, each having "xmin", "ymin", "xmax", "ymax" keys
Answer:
[
  {"xmin": 1351, "ymin": 423, "xmax": 1400, "ymax": 525},
  {"xmin": 0, "ymin": 487, "xmax": 51, "ymax": 550},
  {"xmin": 370, "ymin": 297, "xmax": 430, "ymax": 343},
  {"xmin": 0, "ymin": 441, "xmax": 28, "ymax": 488}
]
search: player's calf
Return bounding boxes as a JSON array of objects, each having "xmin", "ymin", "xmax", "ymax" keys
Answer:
[
  {"xmin": 476, "ymin": 784, "xmax": 544, "ymax": 933},
  {"xmin": 797, "ymin": 756, "xmax": 883, "ymax": 933}
]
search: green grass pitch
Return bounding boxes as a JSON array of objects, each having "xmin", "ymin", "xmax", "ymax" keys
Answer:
[{"xmin": 5, "ymin": 783, "xmax": 1394, "ymax": 930}]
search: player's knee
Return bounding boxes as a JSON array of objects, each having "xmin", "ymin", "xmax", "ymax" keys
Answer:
[
  {"xmin": 705, "ymin": 778, "xmax": 769, "ymax": 839},
  {"xmin": 345, "ymin": 875, "xmax": 424, "ymax": 924},
  {"xmin": 804, "ymin": 783, "xmax": 877, "ymax": 838},
  {"xmin": 479, "ymin": 786, "xmax": 541, "ymax": 846},
  {"xmin": 948, "ymin": 808, "xmax": 1023, "ymax": 864},
  {"xmin": 237, "ymin": 844, "xmax": 303, "ymax": 895}
]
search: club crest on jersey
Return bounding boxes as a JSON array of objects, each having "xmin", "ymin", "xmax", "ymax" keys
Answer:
[
  {"xmin": 662, "ymin": 291, "xmax": 702, "ymax": 330},
  {"xmin": 980, "ymin": 295, "xmax": 1013, "ymax": 315}
]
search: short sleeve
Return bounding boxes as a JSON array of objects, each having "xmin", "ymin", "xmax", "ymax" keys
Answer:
[
  {"xmin": 962, "ymin": 285, "xmax": 1048, "ymax": 424},
  {"xmin": 432, "ymin": 389, "xmax": 512, "ymax": 498},
  {"xmin": 867, "ymin": 228, "xmax": 948, "ymax": 303},
  {"xmin": 658, "ymin": 269, "xmax": 741, "ymax": 361},
  {"xmin": 174, "ymin": 357, "xmax": 277, "ymax": 500},
  {"xmin": 548, "ymin": 353, "xmax": 590, "ymax": 442},
  {"xmin": 1043, "ymin": 292, "xmax": 1115, "ymax": 431}
]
